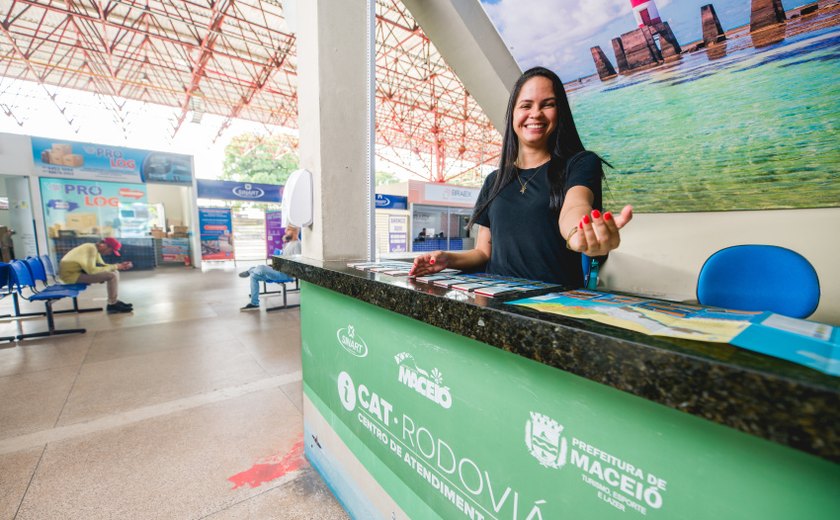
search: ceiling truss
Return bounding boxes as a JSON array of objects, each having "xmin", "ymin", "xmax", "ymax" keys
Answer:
[{"xmin": 0, "ymin": 0, "xmax": 502, "ymax": 183}]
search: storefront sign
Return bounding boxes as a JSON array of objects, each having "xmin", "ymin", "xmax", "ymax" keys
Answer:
[
  {"xmin": 375, "ymin": 194, "xmax": 408, "ymax": 210},
  {"xmin": 197, "ymin": 179, "xmax": 283, "ymax": 203},
  {"xmin": 302, "ymin": 285, "xmax": 839, "ymax": 519},
  {"xmin": 198, "ymin": 207, "xmax": 233, "ymax": 260},
  {"xmin": 388, "ymin": 214, "xmax": 407, "ymax": 253},
  {"xmin": 32, "ymin": 136, "xmax": 193, "ymax": 185},
  {"xmin": 40, "ymin": 178, "xmax": 149, "ymax": 238},
  {"xmin": 423, "ymin": 184, "xmax": 479, "ymax": 206},
  {"xmin": 266, "ymin": 210, "xmax": 286, "ymax": 257}
]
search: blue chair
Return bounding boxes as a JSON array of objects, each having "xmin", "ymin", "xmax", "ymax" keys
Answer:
[
  {"xmin": 582, "ymin": 254, "xmax": 601, "ymax": 290},
  {"xmin": 0, "ymin": 263, "xmax": 20, "ymax": 341},
  {"xmin": 697, "ymin": 245, "xmax": 820, "ymax": 318},
  {"xmin": 8, "ymin": 260, "xmax": 86, "ymax": 340},
  {"xmin": 1, "ymin": 260, "xmax": 48, "ymax": 320},
  {"xmin": 24, "ymin": 256, "xmax": 101, "ymax": 314},
  {"xmin": 40, "ymin": 254, "xmax": 78, "ymax": 287}
]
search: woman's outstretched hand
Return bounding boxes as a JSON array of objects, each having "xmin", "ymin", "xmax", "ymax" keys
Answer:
[
  {"xmin": 567, "ymin": 205, "xmax": 633, "ymax": 257},
  {"xmin": 409, "ymin": 251, "xmax": 450, "ymax": 277}
]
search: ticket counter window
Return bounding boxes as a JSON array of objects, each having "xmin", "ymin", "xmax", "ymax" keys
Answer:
[{"xmin": 412, "ymin": 205, "xmax": 472, "ymax": 252}]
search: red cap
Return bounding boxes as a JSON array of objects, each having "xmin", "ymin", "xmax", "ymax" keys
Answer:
[{"xmin": 102, "ymin": 237, "xmax": 122, "ymax": 256}]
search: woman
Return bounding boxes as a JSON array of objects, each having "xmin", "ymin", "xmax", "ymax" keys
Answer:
[{"xmin": 409, "ymin": 66, "xmax": 633, "ymax": 286}]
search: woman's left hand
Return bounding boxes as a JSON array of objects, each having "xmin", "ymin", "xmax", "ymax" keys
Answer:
[{"xmin": 567, "ymin": 205, "xmax": 633, "ymax": 256}]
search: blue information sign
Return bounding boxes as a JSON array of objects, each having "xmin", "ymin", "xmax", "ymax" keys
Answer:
[
  {"xmin": 196, "ymin": 179, "xmax": 283, "ymax": 203},
  {"xmin": 375, "ymin": 194, "xmax": 408, "ymax": 210}
]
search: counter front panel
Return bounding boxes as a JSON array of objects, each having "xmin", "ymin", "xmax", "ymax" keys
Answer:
[{"xmin": 300, "ymin": 281, "xmax": 839, "ymax": 520}]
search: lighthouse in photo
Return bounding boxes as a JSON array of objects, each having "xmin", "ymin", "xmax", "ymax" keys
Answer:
[{"xmin": 630, "ymin": 0, "xmax": 662, "ymax": 28}]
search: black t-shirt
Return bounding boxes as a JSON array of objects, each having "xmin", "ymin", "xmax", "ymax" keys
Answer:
[{"xmin": 473, "ymin": 152, "xmax": 603, "ymax": 286}]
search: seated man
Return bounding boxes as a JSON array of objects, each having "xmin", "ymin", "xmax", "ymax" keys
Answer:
[
  {"xmin": 239, "ymin": 226, "xmax": 300, "ymax": 311},
  {"xmin": 58, "ymin": 237, "xmax": 134, "ymax": 313}
]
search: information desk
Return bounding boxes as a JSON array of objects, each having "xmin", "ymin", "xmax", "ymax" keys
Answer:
[{"xmin": 274, "ymin": 256, "xmax": 839, "ymax": 519}]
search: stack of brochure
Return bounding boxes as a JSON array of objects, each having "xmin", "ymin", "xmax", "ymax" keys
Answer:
[
  {"xmin": 345, "ymin": 262, "xmax": 559, "ymax": 298},
  {"xmin": 345, "ymin": 261, "xmax": 417, "ymax": 277},
  {"xmin": 415, "ymin": 273, "xmax": 560, "ymax": 297}
]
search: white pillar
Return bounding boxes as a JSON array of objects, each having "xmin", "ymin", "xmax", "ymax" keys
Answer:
[{"xmin": 297, "ymin": 0, "xmax": 372, "ymax": 261}]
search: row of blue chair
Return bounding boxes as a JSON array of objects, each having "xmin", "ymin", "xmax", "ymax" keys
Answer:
[{"xmin": 1, "ymin": 255, "xmax": 101, "ymax": 341}]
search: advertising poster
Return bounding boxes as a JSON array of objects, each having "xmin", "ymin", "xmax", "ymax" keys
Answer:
[
  {"xmin": 302, "ymin": 285, "xmax": 839, "ymax": 519},
  {"xmin": 160, "ymin": 238, "xmax": 190, "ymax": 263},
  {"xmin": 265, "ymin": 210, "xmax": 285, "ymax": 257},
  {"xmin": 32, "ymin": 136, "xmax": 193, "ymax": 185},
  {"xmin": 40, "ymin": 178, "xmax": 149, "ymax": 238},
  {"xmin": 388, "ymin": 214, "xmax": 408, "ymax": 253},
  {"xmin": 198, "ymin": 207, "xmax": 234, "ymax": 260},
  {"xmin": 479, "ymin": 1, "xmax": 840, "ymax": 211}
]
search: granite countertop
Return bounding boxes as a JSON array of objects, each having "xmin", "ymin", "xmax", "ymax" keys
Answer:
[{"xmin": 274, "ymin": 256, "xmax": 840, "ymax": 462}]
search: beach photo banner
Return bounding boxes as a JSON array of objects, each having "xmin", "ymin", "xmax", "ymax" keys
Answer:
[{"xmin": 480, "ymin": 0, "xmax": 840, "ymax": 212}]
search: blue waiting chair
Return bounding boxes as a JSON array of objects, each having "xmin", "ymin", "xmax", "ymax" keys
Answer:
[
  {"xmin": 40, "ymin": 254, "xmax": 85, "ymax": 290},
  {"xmin": 0, "ymin": 264, "xmax": 20, "ymax": 341},
  {"xmin": 259, "ymin": 251, "xmax": 300, "ymax": 312},
  {"xmin": 24, "ymin": 256, "xmax": 101, "ymax": 314},
  {"xmin": 8, "ymin": 260, "xmax": 87, "ymax": 340},
  {"xmin": 696, "ymin": 245, "xmax": 820, "ymax": 319},
  {"xmin": 582, "ymin": 254, "xmax": 601, "ymax": 290}
]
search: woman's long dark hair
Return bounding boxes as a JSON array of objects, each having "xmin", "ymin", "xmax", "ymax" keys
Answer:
[{"xmin": 468, "ymin": 66, "xmax": 587, "ymax": 228}]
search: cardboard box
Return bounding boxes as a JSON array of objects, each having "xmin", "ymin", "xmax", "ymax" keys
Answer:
[
  {"xmin": 62, "ymin": 154, "xmax": 84, "ymax": 167},
  {"xmin": 51, "ymin": 143, "xmax": 72, "ymax": 156},
  {"xmin": 170, "ymin": 225, "xmax": 189, "ymax": 234},
  {"xmin": 65, "ymin": 213, "xmax": 98, "ymax": 232}
]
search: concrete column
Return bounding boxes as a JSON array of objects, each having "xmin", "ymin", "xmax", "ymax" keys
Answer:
[
  {"xmin": 701, "ymin": 4, "xmax": 727, "ymax": 46},
  {"xmin": 750, "ymin": 0, "xmax": 786, "ymax": 32},
  {"xmin": 400, "ymin": 0, "xmax": 520, "ymax": 134},
  {"xmin": 297, "ymin": 0, "xmax": 371, "ymax": 261},
  {"xmin": 590, "ymin": 46, "xmax": 617, "ymax": 80},
  {"xmin": 656, "ymin": 22, "xmax": 682, "ymax": 57},
  {"xmin": 611, "ymin": 38, "xmax": 630, "ymax": 73}
]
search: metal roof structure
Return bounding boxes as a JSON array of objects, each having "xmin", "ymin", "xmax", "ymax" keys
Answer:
[{"xmin": 0, "ymin": 0, "xmax": 502, "ymax": 183}]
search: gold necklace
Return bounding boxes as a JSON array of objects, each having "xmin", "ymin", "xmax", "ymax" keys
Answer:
[{"xmin": 515, "ymin": 165, "xmax": 544, "ymax": 194}]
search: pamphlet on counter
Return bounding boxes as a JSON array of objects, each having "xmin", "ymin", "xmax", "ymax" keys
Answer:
[
  {"xmin": 346, "ymin": 261, "xmax": 559, "ymax": 297},
  {"xmin": 509, "ymin": 290, "xmax": 839, "ymax": 376}
]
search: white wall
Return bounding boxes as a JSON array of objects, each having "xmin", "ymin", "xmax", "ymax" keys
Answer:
[
  {"xmin": 5, "ymin": 176, "xmax": 39, "ymax": 258},
  {"xmin": 602, "ymin": 208, "xmax": 840, "ymax": 325},
  {"xmin": 0, "ymin": 133, "xmax": 34, "ymax": 175},
  {"xmin": 0, "ymin": 178, "xmax": 9, "ymax": 228},
  {"xmin": 146, "ymin": 184, "xmax": 189, "ymax": 227}
]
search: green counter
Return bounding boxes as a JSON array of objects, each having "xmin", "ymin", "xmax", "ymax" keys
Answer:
[{"xmin": 278, "ymin": 258, "xmax": 839, "ymax": 519}]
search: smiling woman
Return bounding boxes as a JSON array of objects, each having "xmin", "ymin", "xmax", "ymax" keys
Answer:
[{"xmin": 410, "ymin": 66, "xmax": 634, "ymax": 287}]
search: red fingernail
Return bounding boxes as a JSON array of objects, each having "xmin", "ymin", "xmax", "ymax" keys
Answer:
[
  {"xmin": 592, "ymin": 210, "xmax": 601, "ymax": 219},
  {"xmin": 430, "ymin": 258, "xmax": 436, "ymax": 265},
  {"xmin": 604, "ymin": 212, "xmax": 612, "ymax": 221},
  {"xmin": 583, "ymin": 215, "xmax": 590, "ymax": 225},
  {"xmin": 579, "ymin": 221, "xmax": 584, "ymax": 229}
]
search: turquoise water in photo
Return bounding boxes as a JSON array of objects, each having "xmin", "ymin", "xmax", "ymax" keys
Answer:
[{"xmin": 570, "ymin": 25, "xmax": 840, "ymax": 212}]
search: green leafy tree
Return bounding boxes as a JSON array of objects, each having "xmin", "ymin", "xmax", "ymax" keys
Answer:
[
  {"xmin": 375, "ymin": 170, "xmax": 400, "ymax": 186},
  {"xmin": 222, "ymin": 133, "xmax": 299, "ymax": 185}
]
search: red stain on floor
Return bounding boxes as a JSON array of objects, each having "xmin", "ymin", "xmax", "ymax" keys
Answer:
[{"xmin": 228, "ymin": 439, "xmax": 306, "ymax": 489}]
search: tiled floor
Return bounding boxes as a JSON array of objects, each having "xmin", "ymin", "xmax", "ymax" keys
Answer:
[{"xmin": 0, "ymin": 263, "xmax": 349, "ymax": 520}]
